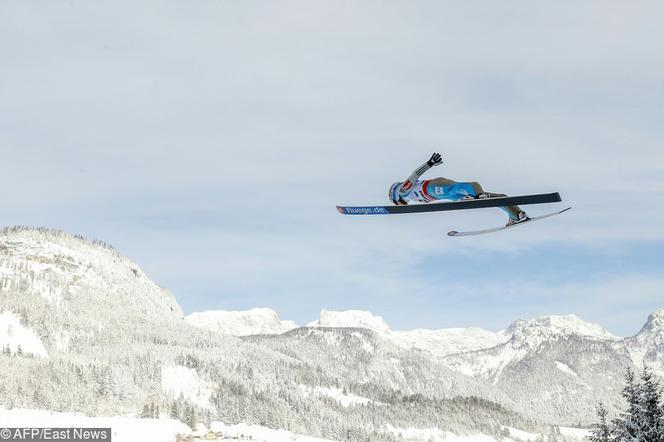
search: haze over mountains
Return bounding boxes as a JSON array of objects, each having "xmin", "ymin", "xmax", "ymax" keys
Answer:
[{"xmin": 1, "ymin": 227, "xmax": 662, "ymax": 441}]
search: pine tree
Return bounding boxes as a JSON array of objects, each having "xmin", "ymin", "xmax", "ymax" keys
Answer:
[
  {"xmin": 170, "ymin": 400, "xmax": 180, "ymax": 420},
  {"xmin": 140, "ymin": 404, "xmax": 150, "ymax": 418},
  {"xmin": 608, "ymin": 368, "xmax": 664, "ymax": 442},
  {"xmin": 547, "ymin": 425, "xmax": 561, "ymax": 442},
  {"xmin": 589, "ymin": 402, "xmax": 611, "ymax": 442},
  {"xmin": 185, "ymin": 403, "xmax": 197, "ymax": 430},
  {"xmin": 613, "ymin": 368, "xmax": 642, "ymax": 441},
  {"xmin": 638, "ymin": 369, "xmax": 664, "ymax": 442}
]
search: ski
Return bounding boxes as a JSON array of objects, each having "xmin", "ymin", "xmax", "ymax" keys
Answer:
[
  {"xmin": 336, "ymin": 192, "xmax": 562, "ymax": 216},
  {"xmin": 447, "ymin": 207, "xmax": 572, "ymax": 237}
]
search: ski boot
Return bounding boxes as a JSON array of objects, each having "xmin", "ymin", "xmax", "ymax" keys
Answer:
[{"xmin": 505, "ymin": 211, "xmax": 530, "ymax": 227}]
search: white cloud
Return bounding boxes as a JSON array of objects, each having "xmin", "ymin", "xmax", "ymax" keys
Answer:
[{"xmin": 1, "ymin": 0, "xmax": 662, "ymax": 332}]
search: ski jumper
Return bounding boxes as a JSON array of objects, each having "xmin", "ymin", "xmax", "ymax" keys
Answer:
[{"xmin": 392, "ymin": 160, "xmax": 524, "ymax": 220}]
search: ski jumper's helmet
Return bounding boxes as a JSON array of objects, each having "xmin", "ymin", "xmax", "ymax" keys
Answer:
[{"xmin": 389, "ymin": 182, "xmax": 403, "ymax": 205}]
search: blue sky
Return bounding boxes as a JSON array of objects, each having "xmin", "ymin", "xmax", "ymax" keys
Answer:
[{"xmin": 1, "ymin": 1, "xmax": 663, "ymax": 336}]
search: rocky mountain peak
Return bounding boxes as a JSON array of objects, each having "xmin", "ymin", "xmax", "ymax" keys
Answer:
[
  {"xmin": 505, "ymin": 314, "xmax": 617, "ymax": 348},
  {"xmin": 638, "ymin": 309, "xmax": 664, "ymax": 334}
]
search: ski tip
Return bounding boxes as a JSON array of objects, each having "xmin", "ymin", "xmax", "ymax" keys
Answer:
[
  {"xmin": 336, "ymin": 206, "xmax": 345, "ymax": 214},
  {"xmin": 447, "ymin": 231, "xmax": 458, "ymax": 237}
]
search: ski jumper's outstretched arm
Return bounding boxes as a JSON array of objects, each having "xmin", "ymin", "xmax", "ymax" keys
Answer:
[{"xmin": 398, "ymin": 153, "xmax": 443, "ymax": 198}]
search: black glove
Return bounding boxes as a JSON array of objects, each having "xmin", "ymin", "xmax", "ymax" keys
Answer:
[{"xmin": 427, "ymin": 152, "xmax": 443, "ymax": 167}]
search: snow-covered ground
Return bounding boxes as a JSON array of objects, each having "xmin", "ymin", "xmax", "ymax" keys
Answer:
[
  {"xmin": 0, "ymin": 408, "xmax": 189, "ymax": 442},
  {"xmin": 503, "ymin": 426, "xmax": 589, "ymax": 442},
  {"xmin": 384, "ymin": 426, "xmax": 589, "ymax": 442},
  {"xmin": 0, "ymin": 408, "xmax": 335, "ymax": 442},
  {"xmin": 209, "ymin": 422, "xmax": 333, "ymax": 441},
  {"xmin": 504, "ymin": 426, "xmax": 539, "ymax": 441},
  {"xmin": 0, "ymin": 311, "xmax": 48, "ymax": 358},
  {"xmin": 161, "ymin": 366, "xmax": 215, "ymax": 409},
  {"xmin": 554, "ymin": 361, "xmax": 591, "ymax": 389},
  {"xmin": 0, "ymin": 408, "xmax": 590, "ymax": 442},
  {"xmin": 559, "ymin": 427, "xmax": 590, "ymax": 440},
  {"xmin": 384, "ymin": 425, "xmax": 499, "ymax": 442},
  {"xmin": 298, "ymin": 385, "xmax": 374, "ymax": 407}
]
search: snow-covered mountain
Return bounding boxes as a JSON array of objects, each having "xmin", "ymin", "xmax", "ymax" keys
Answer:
[
  {"xmin": 0, "ymin": 227, "xmax": 181, "ymax": 317},
  {"xmin": 307, "ymin": 309, "xmax": 391, "ymax": 334},
  {"xmin": 305, "ymin": 309, "xmax": 507, "ymax": 357},
  {"xmin": 244, "ymin": 326, "xmax": 526, "ymax": 429},
  {"xmin": 185, "ymin": 308, "xmax": 297, "ymax": 336},
  {"xmin": 506, "ymin": 314, "xmax": 619, "ymax": 348},
  {"xmin": 625, "ymin": 309, "xmax": 664, "ymax": 377},
  {"xmin": 0, "ymin": 227, "xmax": 183, "ymax": 355},
  {"xmin": 1, "ymin": 227, "xmax": 531, "ymax": 440},
  {"xmin": 391, "ymin": 327, "xmax": 507, "ymax": 358},
  {"xmin": 420, "ymin": 315, "xmax": 631, "ymax": 424},
  {"xmin": 304, "ymin": 310, "xmax": 623, "ymax": 361},
  {"xmin": 438, "ymin": 314, "xmax": 620, "ymax": 379},
  {"xmin": 2, "ymin": 227, "xmax": 662, "ymax": 440},
  {"xmin": 304, "ymin": 309, "xmax": 662, "ymax": 424}
]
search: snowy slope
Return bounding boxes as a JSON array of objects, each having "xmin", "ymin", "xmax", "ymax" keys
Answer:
[
  {"xmin": 297, "ymin": 385, "xmax": 374, "ymax": 407},
  {"xmin": 186, "ymin": 308, "xmax": 297, "ymax": 336},
  {"xmin": 161, "ymin": 366, "xmax": 216, "ymax": 409},
  {"xmin": 0, "ymin": 311, "xmax": 48, "ymax": 358}
]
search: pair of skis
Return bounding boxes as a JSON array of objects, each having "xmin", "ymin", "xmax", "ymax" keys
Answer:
[{"xmin": 336, "ymin": 192, "xmax": 571, "ymax": 237}]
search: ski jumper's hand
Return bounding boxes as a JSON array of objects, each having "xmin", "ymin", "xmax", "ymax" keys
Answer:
[
  {"xmin": 397, "ymin": 153, "xmax": 444, "ymax": 200},
  {"xmin": 427, "ymin": 152, "xmax": 443, "ymax": 167}
]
